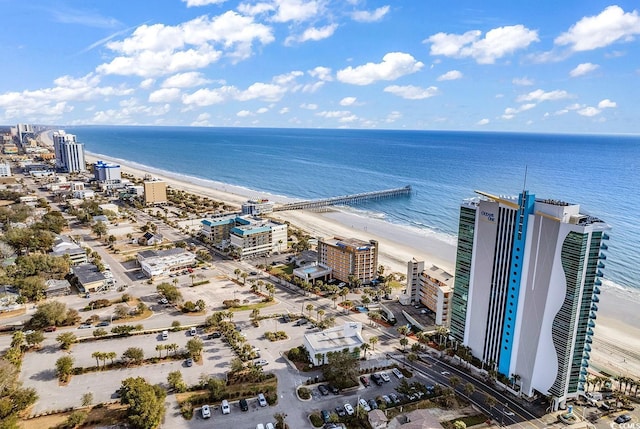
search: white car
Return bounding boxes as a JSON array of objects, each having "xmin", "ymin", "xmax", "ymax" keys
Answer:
[
  {"xmin": 221, "ymin": 399, "xmax": 230, "ymax": 414},
  {"xmin": 254, "ymin": 359, "xmax": 268, "ymax": 367},
  {"xmin": 344, "ymin": 403, "xmax": 355, "ymax": 416},
  {"xmin": 441, "ymin": 371, "xmax": 450, "ymax": 376},
  {"xmin": 392, "ymin": 368, "xmax": 404, "ymax": 379},
  {"xmin": 359, "ymin": 398, "xmax": 371, "ymax": 412},
  {"xmin": 201, "ymin": 405, "xmax": 211, "ymax": 419},
  {"xmin": 257, "ymin": 393, "xmax": 267, "ymax": 407},
  {"xmin": 266, "ymin": 423, "xmax": 275, "ymax": 429},
  {"xmin": 380, "ymin": 372, "xmax": 391, "ymax": 382}
]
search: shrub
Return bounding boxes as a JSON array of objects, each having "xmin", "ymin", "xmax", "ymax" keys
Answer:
[
  {"xmin": 298, "ymin": 387, "xmax": 311, "ymax": 399},
  {"xmin": 309, "ymin": 413, "xmax": 324, "ymax": 427}
]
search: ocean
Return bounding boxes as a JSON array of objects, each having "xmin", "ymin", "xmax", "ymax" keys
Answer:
[{"xmin": 67, "ymin": 126, "xmax": 640, "ymax": 293}]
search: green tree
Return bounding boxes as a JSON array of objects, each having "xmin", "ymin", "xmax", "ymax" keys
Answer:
[
  {"xmin": 91, "ymin": 220, "xmax": 108, "ymax": 238},
  {"xmin": 56, "ymin": 332, "xmax": 77, "ymax": 350},
  {"xmin": 120, "ymin": 377, "xmax": 166, "ymax": 429},
  {"xmin": 464, "ymin": 382, "xmax": 475, "ymax": 398},
  {"xmin": 399, "ymin": 337, "xmax": 409, "ymax": 351},
  {"xmin": 167, "ymin": 370, "xmax": 187, "ymax": 393},
  {"xmin": 361, "ymin": 343, "xmax": 371, "ymax": 359},
  {"xmin": 186, "ymin": 338, "xmax": 204, "ymax": 360},
  {"xmin": 156, "ymin": 283, "xmax": 182, "ymax": 303},
  {"xmin": 81, "ymin": 392, "xmax": 94, "ymax": 407},
  {"xmin": 323, "ymin": 349, "xmax": 359, "ymax": 390},
  {"xmin": 93, "ymin": 328, "xmax": 108, "ymax": 338},
  {"xmin": 274, "ymin": 412, "xmax": 289, "ymax": 429},
  {"xmin": 305, "ymin": 304, "xmax": 314, "ymax": 317},
  {"xmin": 369, "ymin": 336, "xmax": 379, "ymax": 352},
  {"xmin": 30, "ymin": 300, "xmax": 68, "ymax": 328},
  {"xmin": 122, "ymin": 347, "xmax": 145, "ymax": 366},
  {"xmin": 55, "ymin": 355, "xmax": 74, "ymax": 382},
  {"xmin": 205, "ymin": 377, "xmax": 226, "ymax": 401}
]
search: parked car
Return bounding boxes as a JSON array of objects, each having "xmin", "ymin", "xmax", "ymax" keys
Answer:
[
  {"xmin": 368, "ymin": 399, "xmax": 378, "ymax": 410},
  {"xmin": 344, "ymin": 403, "xmax": 355, "ymax": 416},
  {"xmin": 321, "ymin": 410, "xmax": 331, "ymax": 423},
  {"xmin": 318, "ymin": 384, "xmax": 329, "ymax": 396},
  {"xmin": 615, "ymin": 414, "xmax": 632, "ymax": 424},
  {"xmin": 256, "ymin": 424, "xmax": 264, "ymax": 429},
  {"xmin": 185, "ymin": 358, "xmax": 193, "ymax": 367},
  {"xmin": 389, "ymin": 393, "xmax": 400, "ymax": 403},
  {"xmin": 96, "ymin": 321, "xmax": 110, "ymax": 327},
  {"xmin": 189, "ymin": 327, "xmax": 197, "ymax": 336},
  {"xmin": 295, "ymin": 319, "xmax": 308, "ymax": 326},
  {"xmin": 221, "ymin": 399, "xmax": 230, "ymax": 414},
  {"xmin": 43, "ymin": 326, "xmax": 57, "ymax": 332},
  {"xmin": 257, "ymin": 393, "xmax": 267, "ymax": 407},
  {"xmin": 329, "ymin": 385, "xmax": 340, "ymax": 394},
  {"xmin": 78, "ymin": 323, "xmax": 92, "ymax": 329},
  {"xmin": 254, "ymin": 359, "xmax": 268, "ymax": 367},
  {"xmin": 266, "ymin": 424, "xmax": 275, "ymax": 429},
  {"xmin": 392, "ymin": 368, "xmax": 404, "ymax": 379},
  {"xmin": 201, "ymin": 405, "xmax": 211, "ymax": 419},
  {"xmin": 360, "ymin": 375, "xmax": 370, "ymax": 387},
  {"xmin": 380, "ymin": 372, "xmax": 391, "ymax": 382},
  {"xmin": 371, "ymin": 373, "xmax": 383, "ymax": 386},
  {"xmin": 359, "ymin": 398, "xmax": 371, "ymax": 412},
  {"xmin": 382, "ymin": 395, "xmax": 392, "ymax": 405},
  {"xmin": 335, "ymin": 406, "xmax": 346, "ymax": 417},
  {"xmin": 239, "ymin": 398, "xmax": 248, "ymax": 411},
  {"xmin": 209, "ymin": 332, "xmax": 221, "ymax": 339}
]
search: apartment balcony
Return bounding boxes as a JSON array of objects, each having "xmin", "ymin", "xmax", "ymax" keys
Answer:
[
  {"xmin": 598, "ymin": 254, "xmax": 607, "ymax": 260},
  {"xmin": 590, "ymin": 312, "xmax": 597, "ymax": 320},
  {"xmin": 591, "ymin": 303, "xmax": 598, "ymax": 312},
  {"xmin": 594, "ymin": 280, "xmax": 602, "ymax": 287},
  {"xmin": 587, "ymin": 328, "xmax": 594, "ymax": 336},
  {"xmin": 592, "ymin": 295, "xmax": 599, "ymax": 303},
  {"xmin": 585, "ymin": 336, "xmax": 592, "ymax": 344},
  {"xmin": 582, "ymin": 359, "xmax": 590, "ymax": 368},
  {"xmin": 580, "ymin": 368, "xmax": 588, "ymax": 376},
  {"xmin": 600, "ymin": 243, "xmax": 608, "ymax": 250},
  {"xmin": 596, "ymin": 270, "xmax": 604, "ymax": 277},
  {"xmin": 598, "ymin": 262, "xmax": 605, "ymax": 269},
  {"xmin": 579, "ymin": 376, "xmax": 587, "ymax": 384},
  {"xmin": 588, "ymin": 320, "xmax": 596, "ymax": 328},
  {"xmin": 585, "ymin": 344, "xmax": 592, "ymax": 352},
  {"xmin": 584, "ymin": 351, "xmax": 590, "ymax": 359},
  {"xmin": 603, "ymin": 233, "xmax": 610, "ymax": 240}
]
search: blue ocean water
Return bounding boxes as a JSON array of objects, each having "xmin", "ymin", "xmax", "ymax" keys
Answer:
[{"xmin": 67, "ymin": 126, "xmax": 640, "ymax": 292}]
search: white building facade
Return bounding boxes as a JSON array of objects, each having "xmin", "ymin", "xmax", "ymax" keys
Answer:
[
  {"xmin": 303, "ymin": 322, "xmax": 365, "ymax": 366},
  {"xmin": 53, "ymin": 130, "xmax": 86, "ymax": 173},
  {"xmin": 450, "ymin": 190, "xmax": 610, "ymax": 410},
  {"xmin": 0, "ymin": 163, "xmax": 11, "ymax": 177}
]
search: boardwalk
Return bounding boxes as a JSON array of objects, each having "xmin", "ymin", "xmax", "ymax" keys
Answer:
[{"xmin": 274, "ymin": 185, "xmax": 412, "ymax": 211}]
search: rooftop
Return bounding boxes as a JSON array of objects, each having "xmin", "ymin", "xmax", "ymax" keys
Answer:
[{"xmin": 304, "ymin": 322, "xmax": 364, "ymax": 353}]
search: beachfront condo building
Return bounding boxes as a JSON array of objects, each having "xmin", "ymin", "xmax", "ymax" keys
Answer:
[
  {"xmin": 318, "ymin": 237, "xmax": 378, "ymax": 285},
  {"xmin": 407, "ymin": 260, "xmax": 453, "ymax": 326},
  {"xmin": 450, "ymin": 190, "xmax": 610, "ymax": 410},
  {"xmin": 0, "ymin": 162, "xmax": 11, "ymax": 177},
  {"xmin": 229, "ymin": 218, "xmax": 287, "ymax": 259},
  {"xmin": 94, "ymin": 160, "xmax": 122, "ymax": 187},
  {"xmin": 53, "ymin": 130, "xmax": 86, "ymax": 173},
  {"xmin": 242, "ymin": 198, "xmax": 274, "ymax": 215},
  {"xmin": 143, "ymin": 179, "xmax": 167, "ymax": 205}
]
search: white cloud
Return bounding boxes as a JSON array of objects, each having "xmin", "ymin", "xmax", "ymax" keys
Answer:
[
  {"xmin": 555, "ymin": 5, "xmax": 640, "ymax": 52},
  {"xmin": 501, "ymin": 103, "xmax": 536, "ymax": 119},
  {"xmin": 308, "ymin": 66, "xmax": 332, "ymax": 81},
  {"xmin": 385, "ymin": 111, "xmax": 402, "ymax": 123},
  {"xmin": 577, "ymin": 106, "xmax": 601, "ymax": 117},
  {"xmin": 317, "ymin": 110, "xmax": 352, "ymax": 119},
  {"xmin": 237, "ymin": 82, "xmax": 288, "ymax": 102},
  {"xmin": 140, "ymin": 78, "xmax": 155, "ymax": 89},
  {"xmin": 257, "ymin": 107, "xmax": 269, "ymax": 114},
  {"xmin": 162, "ymin": 72, "xmax": 211, "ymax": 88},
  {"xmin": 300, "ymin": 103, "xmax": 318, "ymax": 110},
  {"xmin": 351, "ymin": 6, "xmax": 390, "ymax": 23},
  {"xmin": 237, "ymin": 110, "xmax": 253, "ymax": 117},
  {"xmin": 336, "ymin": 52, "xmax": 424, "ymax": 85},
  {"xmin": 426, "ymin": 25, "xmax": 539, "ymax": 64},
  {"xmin": 569, "ymin": 62, "xmax": 599, "ymax": 77},
  {"xmin": 182, "ymin": 87, "xmax": 230, "ymax": 106},
  {"xmin": 340, "ymin": 97, "xmax": 357, "ymax": 106},
  {"xmin": 598, "ymin": 99, "xmax": 617, "ymax": 109},
  {"xmin": 97, "ymin": 12, "xmax": 274, "ymax": 77},
  {"xmin": 149, "ymin": 88, "xmax": 181, "ymax": 103},
  {"xmin": 477, "ymin": 118, "xmax": 490, "ymax": 125},
  {"xmin": 512, "ymin": 77, "xmax": 533, "ymax": 86},
  {"xmin": 384, "ymin": 85, "xmax": 439, "ymax": 100},
  {"xmin": 279, "ymin": 107, "xmax": 290, "ymax": 114},
  {"xmin": 289, "ymin": 24, "xmax": 338, "ymax": 44},
  {"xmin": 191, "ymin": 112, "xmax": 211, "ymax": 126},
  {"xmin": 182, "ymin": 0, "xmax": 227, "ymax": 6},
  {"xmin": 437, "ymin": 70, "xmax": 463, "ymax": 81},
  {"xmin": 271, "ymin": 0, "xmax": 320, "ymax": 23},
  {"xmin": 517, "ymin": 89, "xmax": 571, "ymax": 103}
]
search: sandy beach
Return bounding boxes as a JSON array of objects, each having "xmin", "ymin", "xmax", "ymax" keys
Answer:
[{"xmin": 40, "ymin": 139, "xmax": 634, "ymax": 380}]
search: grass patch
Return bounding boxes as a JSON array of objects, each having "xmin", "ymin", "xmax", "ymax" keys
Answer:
[
  {"xmin": 20, "ymin": 403, "xmax": 127, "ymax": 429},
  {"xmin": 230, "ymin": 300, "xmax": 277, "ymax": 312},
  {"xmin": 270, "ymin": 263, "xmax": 294, "ymax": 276},
  {"xmin": 442, "ymin": 414, "xmax": 488, "ymax": 429}
]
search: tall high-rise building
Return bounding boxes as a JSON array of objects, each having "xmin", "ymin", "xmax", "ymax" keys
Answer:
[
  {"xmin": 53, "ymin": 130, "xmax": 86, "ymax": 173},
  {"xmin": 450, "ymin": 190, "xmax": 610, "ymax": 409},
  {"xmin": 318, "ymin": 237, "xmax": 378, "ymax": 285},
  {"xmin": 143, "ymin": 179, "xmax": 167, "ymax": 205}
]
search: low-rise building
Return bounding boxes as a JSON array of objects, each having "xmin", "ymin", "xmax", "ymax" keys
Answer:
[
  {"xmin": 51, "ymin": 235, "xmax": 88, "ymax": 265},
  {"xmin": 136, "ymin": 248, "xmax": 196, "ymax": 278},
  {"xmin": 241, "ymin": 198, "xmax": 274, "ymax": 215},
  {"xmin": 293, "ymin": 262, "xmax": 332, "ymax": 283},
  {"xmin": 44, "ymin": 279, "xmax": 72, "ymax": 298},
  {"xmin": 200, "ymin": 215, "xmax": 237, "ymax": 247},
  {"xmin": 0, "ymin": 163, "xmax": 11, "ymax": 177},
  {"xmin": 72, "ymin": 264, "xmax": 112, "ymax": 293},
  {"xmin": 303, "ymin": 322, "xmax": 365, "ymax": 366}
]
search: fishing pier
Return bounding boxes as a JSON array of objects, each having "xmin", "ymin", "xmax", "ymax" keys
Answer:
[{"xmin": 274, "ymin": 185, "xmax": 412, "ymax": 211}]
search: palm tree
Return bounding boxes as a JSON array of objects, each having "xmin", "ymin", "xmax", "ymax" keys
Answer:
[
  {"xmin": 464, "ymin": 382, "xmax": 475, "ymax": 398},
  {"xmin": 369, "ymin": 336, "xmax": 379, "ymax": 352},
  {"xmin": 361, "ymin": 343, "xmax": 371, "ymax": 359},
  {"xmin": 399, "ymin": 337, "xmax": 409, "ymax": 352},
  {"xmin": 251, "ymin": 308, "xmax": 260, "ymax": 324},
  {"xmin": 331, "ymin": 294, "xmax": 338, "ymax": 309},
  {"xmin": 234, "ymin": 268, "xmax": 241, "ymax": 280},
  {"xmin": 107, "ymin": 351, "xmax": 117, "ymax": 364},
  {"xmin": 317, "ymin": 309, "xmax": 325, "ymax": 322},
  {"xmin": 155, "ymin": 344, "xmax": 165, "ymax": 358},
  {"xmin": 397, "ymin": 325, "xmax": 411, "ymax": 338},
  {"xmin": 306, "ymin": 304, "xmax": 314, "ymax": 318},
  {"xmin": 343, "ymin": 300, "xmax": 353, "ymax": 314},
  {"xmin": 339, "ymin": 287, "xmax": 349, "ymax": 302},
  {"xmin": 485, "ymin": 394, "xmax": 497, "ymax": 417},
  {"xmin": 92, "ymin": 351, "xmax": 102, "ymax": 367}
]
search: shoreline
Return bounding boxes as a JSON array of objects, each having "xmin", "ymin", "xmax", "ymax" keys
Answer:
[{"xmin": 73, "ymin": 147, "xmax": 640, "ymax": 379}]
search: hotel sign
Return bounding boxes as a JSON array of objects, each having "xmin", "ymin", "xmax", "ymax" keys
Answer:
[{"xmin": 480, "ymin": 210, "xmax": 496, "ymax": 223}]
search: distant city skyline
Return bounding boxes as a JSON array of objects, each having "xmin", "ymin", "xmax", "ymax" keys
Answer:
[{"xmin": 1, "ymin": 1, "xmax": 639, "ymax": 133}]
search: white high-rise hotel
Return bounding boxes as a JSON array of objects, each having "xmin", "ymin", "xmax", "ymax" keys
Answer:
[
  {"xmin": 53, "ymin": 130, "xmax": 86, "ymax": 173},
  {"xmin": 450, "ymin": 190, "xmax": 610, "ymax": 410}
]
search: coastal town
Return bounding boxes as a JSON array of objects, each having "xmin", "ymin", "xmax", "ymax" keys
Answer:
[{"xmin": 0, "ymin": 124, "xmax": 637, "ymax": 429}]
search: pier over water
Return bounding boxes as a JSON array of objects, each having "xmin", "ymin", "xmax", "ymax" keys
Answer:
[{"xmin": 274, "ymin": 185, "xmax": 412, "ymax": 211}]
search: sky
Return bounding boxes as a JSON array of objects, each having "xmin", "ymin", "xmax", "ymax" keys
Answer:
[{"xmin": 1, "ymin": 0, "xmax": 639, "ymax": 133}]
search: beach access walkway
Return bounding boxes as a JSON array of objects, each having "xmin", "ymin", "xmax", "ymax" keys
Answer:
[{"xmin": 273, "ymin": 185, "xmax": 412, "ymax": 211}]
